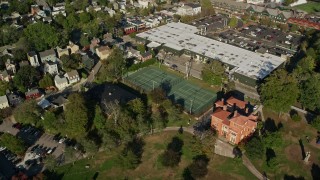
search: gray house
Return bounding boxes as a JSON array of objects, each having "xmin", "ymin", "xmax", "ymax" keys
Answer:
[{"xmin": 39, "ymin": 49, "xmax": 57, "ymax": 63}]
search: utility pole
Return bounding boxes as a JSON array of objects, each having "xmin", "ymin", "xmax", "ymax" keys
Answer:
[{"xmin": 189, "ymin": 99, "xmax": 194, "ymax": 114}]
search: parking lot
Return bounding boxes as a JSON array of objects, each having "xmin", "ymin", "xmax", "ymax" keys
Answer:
[
  {"xmin": 163, "ymin": 54, "xmax": 204, "ymax": 79},
  {"xmin": 208, "ymin": 24, "xmax": 302, "ymax": 57},
  {"xmin": 0, "ymin": 119, "xmax": 66, "ymax": 176}
]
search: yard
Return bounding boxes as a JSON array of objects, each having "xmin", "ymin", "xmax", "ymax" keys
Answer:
[
  {"xmin": 248, "ymin": 108, "xmax": 320, "ymax": 179},
  {"xmin": 294, "ymin": 2, "xmax": 320, "ymax": 13},
  {"xmin": 50, "ymin": 131, "xmax": 256, "ymax": 180}
]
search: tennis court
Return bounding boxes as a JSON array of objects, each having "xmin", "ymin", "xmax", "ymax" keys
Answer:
[{"xmin": 125, "ymin": 67, "xmax": 217, "ymax": 115}]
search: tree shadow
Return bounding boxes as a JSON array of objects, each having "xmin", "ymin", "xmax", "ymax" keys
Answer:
[
  {"xmin": 311, "ymin": 163, "xmax": 320, "ymax": 180},
  {"xmin": 266, "ymin": 148, "xmax": 276, "ymax": 164},
  {"xmin": 167, "ymin": 136, "xmax": 184, "ymax": 153},
  {"xmin": 160, "ymin": 80, "xmax": 172, "ymax": 95},
  {"xmin": 264, "ymin": 118, "xmax": 278, "ymax": 132},
  {"xmin": 126, "ymin": 137, "xmax": 145, "ymax": 160},
  {"xmin": 183, "ymin": 154, "xmax": 209, "ymax": 180},
  {"xmin": 92, "ymin": 172, "xmax": 99, "ymax": 180},
  {"xmin": 233, "ymin": 146, "xmax": 242, "ymax": 158},
  {"xmin": 299, "ymin": 139, "xmax": 306, "ymax": 160},
  {"xmin": 283, "ymin": 174, "xmax": 305, "ymax": 180},
  {"xmin": 42, "ymin": 170, "xmax": 65, "ymax": 180}
]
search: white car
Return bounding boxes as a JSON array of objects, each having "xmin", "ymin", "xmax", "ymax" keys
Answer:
[
  {"xmin": 59, "ymin": 138, "xmax": 66, "ymax": 144},
  {"xmin": 164, "ymin": 62, "xmax": 170, "ymax": 66},
  {"xmin": 0, "ymin": 147, "xmax": 6, "ymax": 151}
]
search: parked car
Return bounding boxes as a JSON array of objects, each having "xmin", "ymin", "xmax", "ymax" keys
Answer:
[{"xmin": 59, "ymin": 137, "xmax": 66, "ymax": 144}]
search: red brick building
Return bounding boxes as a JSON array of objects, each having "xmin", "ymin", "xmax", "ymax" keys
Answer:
[{"xmin": 211, "ymin": 97, "xmax": 258, "ymax": 144}]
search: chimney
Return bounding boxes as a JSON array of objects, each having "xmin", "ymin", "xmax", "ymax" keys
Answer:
[
  {"xmin": 221, "ymin": 98, "xmax": 225, "ymax": 105},
  {"xmin": 234, "ymin": 110, "xmax": 238, "ymax": 117},
  {"xmin": 245, "ymin": 107, "xmax": 249, "ymax": 114},
  {"xmin": 223, "ymin": 105, "xmax": 227, "ymax": 111}
]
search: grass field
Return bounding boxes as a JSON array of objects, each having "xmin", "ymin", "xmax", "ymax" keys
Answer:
[
  {"xmin": 125, "ymin": 67, "xmax": 217, "ymax": 115},
  {"xmin": 248, "ymin": 108, "xmax": 320, "ymax": 179},
  {"xmin": 52, "ymin": 132, "xmax": 256, "ymax": 180},
  {"xmin": 294, "ymin": 2, "xmax": 320, "ymax": 13}
]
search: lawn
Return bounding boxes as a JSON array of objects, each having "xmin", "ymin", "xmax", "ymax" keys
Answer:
[
  {"xmin": 294, "ymin": 2, "xmax": 320, "ymax": 13},
  {"xmin": 51, "ymin": 131, "xmax": 255, "ymax": 180},
  {"xmin": 248, "ymin": 108, "xmax": 320, "ymax": 179}
]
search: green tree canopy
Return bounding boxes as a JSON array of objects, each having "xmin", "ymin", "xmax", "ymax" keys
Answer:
[
  {"xmin": 228, "ymin": 16, "xmax": 238, "ymax": 28},
  {"xmin": 0, "ymin": 81, "xmax": 9, "ymax": 96},
  {"xmin": 13, "ymin": 100, "xmax": 41, "ymax": 125},
  {"xmin": 41, "ymin": 111, "xmax": 59, "ymax": 133},
  {"xmin": 260, "ymin": 69, "xmax": 299, "ymax": 113},
  {"xmin": 60, "ymin": 54, "xmax": 82, "ymax": 71},
  {"xmin": 13, "ymin": 65, "xmax": 40, "ymax": 92},
  {"xmin": 201, "ymin": 0, "xmax": 215, "ymax": 16},
  {"xmin": 300, "ymin": 77, "xmax": 320, "ymax": 112},
  {"xmin": 39, "ymin": 74, "xmax": 54, "ymax": 89},
  {"xmin": 0, "ymin": 133, "xmax": 26, "ymax": 155},
  {"xmin": 184, "ymin": 155, "xmax": 209, "ymax": 179},
  {"xmin": 24, "ymin": 22, "xmax": 60, "ymax": 51},
  {"xmin": 311, "ymin": 116, "xmax": 320, "ymax": 131},
  {"xmin": 245, "ymin": 137, "xmax": 264, "ymax": 159},
  {"xmin": 0, "ymin": 25, "xmax": 21, "ymax": 46},
  {"xmin": 64, "ymin": 93, "xmax": 88, "ymax": 138},
  {"xmin": 201, "ymin": 60, "xmax": 226, "ymax": 86}
]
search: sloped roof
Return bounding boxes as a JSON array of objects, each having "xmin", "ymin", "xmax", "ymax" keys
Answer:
[
  {"xmin": 212, "ymin": 108, "xmax": 231, "ymax": 121},
  {"xmin": 226, "ymin": 96, "xmax": 247, "ymax": 109},
  {"xmin": 39, "ymin": 49, "xmax": 55, "ymax": 57}
]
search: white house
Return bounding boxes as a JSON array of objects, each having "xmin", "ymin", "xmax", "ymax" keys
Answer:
[
  {"xmin": 54, "ymin": 75, "xmax": 69, "ymax": 90},
  {"xmin": 27, "ymin": 51, "xmax": 40, "ymax": 67},
  {"xmin": 290, "ymin": 0, "xmax": 307, "ymax": 7},
  {"xmin": 176, "ymin": 3, "xmax": 201, "ymax": 16},
  {"xmin": 56, "ymin": 47, "xmax": 69, "ymax": 58},
  {"xmin": 246, "ymin": 0, "xmax": 265, "ymax": 4},
  {"xmin": 0, "ymin": 95, "xmax": 9, "ymax": 109},
  {"xmin": 64, "ymin": 70, "xmax": 80, "ymax": 84},
  {"xmin": 138, "ymin": 0, "xmax": 149, "ymax": 8},
  {"xmin": 105, "ymin": 8, "xmax": 116, "ymax": 17},
  {"xmin": 44, "ymin": 61, "xmax": 59, "ymax": 75},
  {"xmin": 5, "ymin": 60, "xmax": 16, "ymax": 74},
  {"xmin": 96, "ymin": 46, "xmax": 112, "ymax": 60}
]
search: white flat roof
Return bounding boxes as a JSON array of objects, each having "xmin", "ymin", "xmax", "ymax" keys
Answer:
[{"xmin": 137, "ymin": 22, "xmax": 285, "ymax": 80}]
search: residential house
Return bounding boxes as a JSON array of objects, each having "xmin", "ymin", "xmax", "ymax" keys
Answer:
[
  {"xmin": 0, "ymin": 70, "xmax": 11, "ymax": 82},
  {"xmin": 64, "ymin": 70, "xmax": 80, "ymax": 84},
  {"xmin": 82, "ymin": 55, "xmax": 95, "ymax": 71},
  {"xmin": 44, "ymin": 61, "xmax": 59, "ymax": 75},
  {"xmin": 31, "ymin": 5, "xmax": 40, "ymax": 15},
  {"xmin": 56, "ymin": 47, "xmax": 69, "ymax": 58},
  {"xmin": 7, "ymin": 92, "xmax": 23, "ymax": 107},
  {"xmin": 67, "ymin": 42, "xmax": 80, "ymax": 54},
  {"xmin": 211, "ymin": 97, "xmax": 258, "ymax": 144},
  {"xmin": 39, "ymin": 49, "xmax": 57, "ymax": 63},
  {"xmin": 52, "ymin": 2, "xmax": 66, "ymax": 16},
  {"xmin": 54, "ymin": 75, "xmax": 69, "ymax": 90},
  {"xmin": 50, "ymin": 95, "xmax": 68, "ymax": 109},
  {"xmin": 5, "ymin": 59, "xmax": 16, "ymax": 74},
  {"xmin": 211, "ymin": 0, "xmax": 248, "ymax": 14},
  {"xmin": 140, "ymin": 51, "xmax": 152, "ymax": 62},
  {"xmin": 288, "ymin": 18, "xmax": 320, "ymax": 30},
  {"xmin": 96, "ymin": 46, "xmax": 112, "ymax": 60},
  {"xmin": 27, "ymin": 51, "xmax": 40, "ymax": 67},
  {"xmin": 246, "ymin": 5, "xmax": 293, "ymax": 23},
  {"xmin": 0, "ymin": 95, "xmax": 9, "ymax": 109},
  {"xmin": 25, "ymin": 89, "xmax": 42, "ymax": 100},
  {"xmin": 176, "ymin": 3, "xmax": 201, "ymax": 16},
  {"xmin": 138, "ymin": 0, "xmax": 150, "ymax": 8},
  {"xmin": 126, "ymin": 47, "xmax": 141, "ymax": 59},
  {"xmin": 246, "ymin": 0, "xmax": 264, "ymax": 4},
  {"xmin": 105, "ymin": 7, "xmax": 116, "ymax": 17}
]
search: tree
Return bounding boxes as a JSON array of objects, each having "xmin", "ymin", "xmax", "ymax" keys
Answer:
[
  {"xmin": 300, "ymin": 77, "xmax": 320, "ymax": 112},
  {"xmin": 13, "ymin": 66, "xmax": 40, "ymax": 92},
  {"xmin": 64, "ymin": 93, "xmax": 88, "ymax": 138},
  {"xmin": 80, "ymin": 34, "xmax": 90, "ymax": 47},
  {"xmin": 12, "ymin": 49, "xmax": 27, "ymax": 62},
  {"xmin": 160, "ymin": 136, "xmax": 183, "ymax": 167},
  {"xmin": 228, "ymin": 16, "xmax": 238, "ymax": 28},
  {"xmin": 311, "ymin": 116, "xmax": 320, "ymax": 131},
  {"xmin": 201, "ymin": 0, "xmax": 215, "ymax": 16},
  {"xmin": 60, "ymin": 54, "xmax": 81, "ymax": 71},
  {"xmin": 43, "ymin": 155, "xmax": 57, "ymax": 170},
  {"xmin": 201, "ymin": 60, "xmax": 226, "ymax": 86},
  {"xmin": 93, "ymin": 105, "xmax": 106, "ymax": 130},
  {"xmin": 24, "ymin": 22, "xmax": 60, "ymax": 51},
  {"xmin": 13, "ymin": 100, "xmax": 41, "ymax": 125},
  {"xmin": 42, "ymin": 111, "xmax": 58, "ymax": 133},
  {"xmin": 79, "ymin": 12, "xmax": 91, "ymax": 24},
  {"xmin": 149, "ymin": 88, "xmax": 166, "ymax": 104},
  {"xmin": 184, "ymin": 155, "xmax": 209, "ymax": 179},
  {"xmin": 39, "ymin": 74, "xmax": 54, "ymax": 89},
  {"xmin": 0, "ymin": 25, "xmax": 21, "ymax": 46},
  {"xmin": 136, "ymin": 44, "xmax": 146, "ymax": 53},
  {"xmin": 0, "ymin": 133, "xmax": 25, "ymax": 155},
  {"xmin": 98, "ymin": 47, "xmax": 126, "ymax": 81},
  {"xmin": 118, "ymin": 148, "xmax": 140, "ymax": 169},
  {"xmin": 283, "ymin": 0, "xmax": 297, "ymax": 6},
  {"xmin": 162, "ymin": 99, "xmax": 181, "ymax": 122},
  {"xmin": 0, "ymin": 81, "xmax": 9, "ymax": 96},
  {"xmin": 263, "ymin": 131, "xmax": 283, "ymax": 148},
  {"xmin": 260, "ymin": 69, "xmax": 299, "ymax": 113},
  {"xmin": 79, "ymin": 138, "xmax": 99, "ymax": 155},
  {"xmin": 245, "ymin": 137, "xmax": 264, "ymax": 159}
]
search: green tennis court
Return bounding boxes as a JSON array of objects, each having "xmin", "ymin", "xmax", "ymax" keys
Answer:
[{"xmin": 125, "ymin": 67, "xmax": 217, "ymax": 115}]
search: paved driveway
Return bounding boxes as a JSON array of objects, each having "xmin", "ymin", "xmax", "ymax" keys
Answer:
[{"xmin": 214, "ymin": 139, "xmax": 235, "ymax": 158}]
